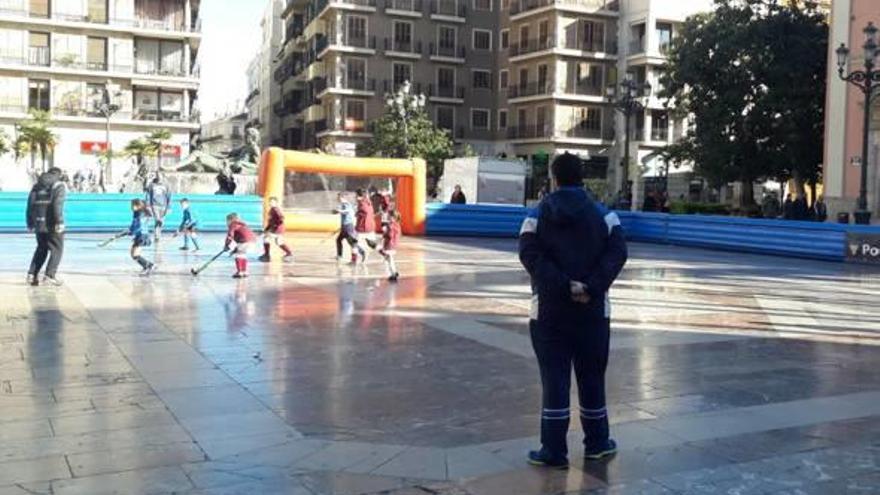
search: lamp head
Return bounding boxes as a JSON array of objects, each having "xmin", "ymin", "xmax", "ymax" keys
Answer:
[
  {"xmin": 836, "ymin": 43, "xmax": 850, "ymax": 72},
  {"xmin": 865, "ymin": 22, "xmax": 878, "ymax": 45},
  {"xmin": 642, "ymin": 82, "xmax": 653, "ymax": 98}
]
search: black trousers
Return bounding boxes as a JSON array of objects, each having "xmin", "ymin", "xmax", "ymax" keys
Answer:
[
  {"xmin": 530, "ymin": 309, "xmax": 611, "ymax": 457},
  {"xmin": 29, "ymin": 232, "xmax": 64, "ymax": 278},
  {"xmin": 336, "ymin": 228, "xmax": 363, "ymax": 258}
]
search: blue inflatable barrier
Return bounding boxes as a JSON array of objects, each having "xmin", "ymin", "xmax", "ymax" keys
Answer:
[
  {"xmin": 0, "ymin": 193, "xmax": 262, "ymax": 233},
  {"xmin": 425, "ymin": 202, "xmax": 880, "ymax": 262}
]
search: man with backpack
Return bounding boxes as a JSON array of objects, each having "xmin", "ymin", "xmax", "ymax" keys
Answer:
[{"xmin": 26, "ymin": 167, "xmax": 67, "ymax": 286}]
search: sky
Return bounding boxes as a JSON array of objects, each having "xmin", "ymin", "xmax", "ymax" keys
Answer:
[{"xmin": 198, "ymin": 0, "xmax": 264, "ymax": 121}]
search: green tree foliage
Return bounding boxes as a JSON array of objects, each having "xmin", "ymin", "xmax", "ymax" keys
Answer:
[
  {"xmin": 14, "ymin": 110, "xmax": 58, "ymax": 179},
  {"xmin": 660, "ymin": 0, "xmax": 827, "ymax": 205},
  {"xmin": 357, "ymin": 84, "xmax": 455, "ymax": 181}
]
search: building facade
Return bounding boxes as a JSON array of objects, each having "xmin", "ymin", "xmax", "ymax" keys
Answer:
[
  {"xmin": 0, "ymin": 0, "xmax": 200, "ymax": 190},
  {"xmin": 824, "ymin": 0, "xmax": 880, "ymax": 222},
  {"xmin": 199, "ymin": 110, "xmax": 247, "ymax": 156},
  {"xmin": 246, "ymin": 0, "xmax": 284, "ymax": 149},
  {"xmin": 273, "ymin": 0, "xmax": 710, "ymax": 199}
]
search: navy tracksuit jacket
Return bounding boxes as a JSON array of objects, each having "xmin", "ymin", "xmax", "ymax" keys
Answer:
[{"xmin": 519, "ymin": 186, "xmax": 628, "ymax": 456}]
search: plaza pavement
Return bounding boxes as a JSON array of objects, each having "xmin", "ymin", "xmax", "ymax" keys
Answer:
[{"xmin": 1, "ymin": 233, "xmax": 879, "ymax": 494}]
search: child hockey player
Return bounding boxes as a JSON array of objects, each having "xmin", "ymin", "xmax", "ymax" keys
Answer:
[
  {"xmin": 145, "ymin": 175, "xmax": 171, "ymax": 242},
  {"xmin": 225, "ymin": 213, "xmax": 256, "ymax": 279},
  {"xmin": 334, "ymin": 193, "xmax": 365, "ymax": 265},
  {"xmin": 379, "ymin": 209, "xmax": 402, "ymax": 282},
  {"xmin": 355, "ymin": 188, "xmax": 378, "ymax": 255},
  {"xmin": 177, "ymin": 198, "xmax": 199, "ymax": 251},
  {"xmin": 128, "ymin": 199, "xmax": 156, "ymax": 276},
  {"xmin": 259, "ymin": 197, "xmax": 294, "ymax": 263}
]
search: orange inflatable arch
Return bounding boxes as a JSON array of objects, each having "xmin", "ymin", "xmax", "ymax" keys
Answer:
[{"xmin": 258, "ymin": 148, "xmax": 427, "ymax": 235}]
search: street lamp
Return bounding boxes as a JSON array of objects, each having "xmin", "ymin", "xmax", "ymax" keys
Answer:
[
  {"xmin": 607, "ymin": 76, "xmax": 652, "ymax": 210},
  {"xmin": 93, "ymin": 80, "xmax": 121, "ymax": 192},
  {"xmin": 836, "ymin": 22, "xmax": 880, "ymax": 225}
]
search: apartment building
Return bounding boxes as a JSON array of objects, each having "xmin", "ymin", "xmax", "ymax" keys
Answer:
[
  {"xmin": 0, "ymin": 0, "xmax": 201, "ymax": 186},
  {"xmin": 274, "ymin": 0, "xmax": 711, "ymax": 199},
  {"xmin": 245, "ymin": 0, "xmax": 284, "ymax": 148}
]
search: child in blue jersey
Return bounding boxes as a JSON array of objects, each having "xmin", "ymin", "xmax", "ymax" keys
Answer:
[
  {"xmin": 128, "ymin": 199, "xmax": 156, "ymax": 276},
  {"xmin": 333, "ymin": 192, "xmax": 365, "ymax": 264},
  {"xmin": 177, "ymin": 198, "xmax": 200, "ymax": 251}
]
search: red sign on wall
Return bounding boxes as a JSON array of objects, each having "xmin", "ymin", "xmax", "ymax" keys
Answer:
[
  {"xmin": 81, "ymin": 141, "xmax": 108, "ymax": 155},
  {"xmin": 161, "ymin": 144, "xmax": 181, "ymax": 157}
]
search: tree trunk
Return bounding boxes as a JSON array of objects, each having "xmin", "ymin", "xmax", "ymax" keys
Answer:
[{"xmin": 740, "ymin": 180, "xmax": 755, "ymax": 208}]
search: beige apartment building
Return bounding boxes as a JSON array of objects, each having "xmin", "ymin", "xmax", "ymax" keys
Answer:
[
  {"xmin": 0, "ymin": 0, "xmax": 200, "ymax": 190},
  {"xmin": 275, "ymin": 0, "xmax": 710, "ymax": 198},
  {"xmin": 246, "ymin": 0, "xmax": 284, "ymax": 148}
]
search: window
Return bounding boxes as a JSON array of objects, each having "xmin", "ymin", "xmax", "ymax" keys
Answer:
[
  {"xmin": 630, "ymin": 22, "xmax": 646, "ymax": 54},
  {"xmin": 436, "ymin": 106, "xmax": 454, "ymax": 131},
  {"xmin": 437, "ymin": 66, "xmax": 455, "ymax": 88},
  {"xmin": 578, "ymin": 20, "xmax": 605, "ymax": 51},
  {"xmin": 135, "ymin": 38, "xmax": 184, "ymax": 75},
  {"xmin": 437, "ymin": 25, "xmax": 457, "ymax": 57},
  {"xmin": 500, "ymin": 29, "xmax": 509, "ymax": 50},
  {"xmin": 346, "ymin": 58, "xmax": 367, "ymax": 90},
  {"xmin": 537, "ymin": 64, "xmax": 548, "ymax": 90},
  {"xmin": 87, "ymin": 37, "xmax": 107, "ymax": 71},
  {"xmin": 498, "ymin": 109, "xmax": 508, "ymax": 129},
  {"xmin": 575, "ymin": 107, "xmax": 601, "ymax": 131},
  {"xmin": 573, "ymin": 62, "xmax": 602, "ymax": 94},
  {"xmin": 657, "ymin": 22, "xmax": 673, "ymax": 54},
  {"xmin": 88, "ymin": 0, "xmax": 108, "ymax": 23},
  {"xmin": 499, "ymin": 69, "xmax": 508, "ymax": 89},
  {"xmin": 135, "ymin": 89, "xmax": 183, "ymax": 121},
  {"xmin": 517, "ymin": 108, "xmax": 527, "ymax": 127},
  {"xmin": 393, "ymin": 62, "xmax": 412, "ymax": 88},
  {"xmin": 651, "ymin": 110, "xmax": 669, "ymax": 141},
  {"xmin": 536, "ymin": 106, "xmax": 548, "ymax": 134},
  {"xmin": 345, "ymin": 99, "xmax": 366, "ymax": 131},
  {"xmin": 86, "ymin": 83, "xmax": 104, "ymax": 115},
  {"xmin": 28, "ymin": 79, "xmax": 49, "ymax": 111},
  {"xmin": 346, "ymin": 15, "xmax": 367, "ymax": 47},
  {"xmin": 473, "ymin": 29, "xmax": 491, "ymax": 50},
  {"xmin": 519, "ymin": 25, "xmax": 529, "ymax": 50},
  {"xmin": 28, "ymin": 32, "xmax": 49, "ymax": 66},
  {"xmin": 472, "ymin": 109, "xmax": 489, "ymax": 129},
  {"xmin": 518, "ymin": 68, "xmax": 528, "ymax": 89},
  {"xmin": 472, "ymin": 69, "xmax": 491, "ymax": 89},
  {"xmin": 29, "ymin": 0, "xmax": 49, "ymax": 18},
  {"xmin": 474, "ymin": 0, "xmax": 491, "ymax": 11},
  {"xmin": 538, "ymin": 19, "xmax": 549, "ymax": 43},
  {"xmin": 393, "ymin": 21, "xmax": 413, "ymax": 52}
]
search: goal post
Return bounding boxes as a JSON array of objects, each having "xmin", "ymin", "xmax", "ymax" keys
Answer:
[{"xmin": 258, "ymin": 148, "xmax": 427, "ymax": 235}]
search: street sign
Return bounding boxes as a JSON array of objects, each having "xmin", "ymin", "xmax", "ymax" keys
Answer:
[{"xmin": 846, "ymin": 233, "xmax": 880, "ymax": 264}]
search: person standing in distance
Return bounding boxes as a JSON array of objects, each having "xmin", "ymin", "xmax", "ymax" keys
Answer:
[
  {"xmin": 450, "ymin": 185, "xmax": 467, "ymax": 204},
  {"xmin": 26, "ymin": 167, "xmax": 67, "ymax": 286},
  {"xmin": 145, "ymin": 175, "xmax": 172, "ymax": 242},
  {"xmin": 519, "ymin": 153, "xmax": 628, "ymax": 469}
]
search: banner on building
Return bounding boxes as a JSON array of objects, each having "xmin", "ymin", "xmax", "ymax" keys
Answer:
[{"xmin": 80, "ymin": 141, "xmax": 108, "ymax": 155}]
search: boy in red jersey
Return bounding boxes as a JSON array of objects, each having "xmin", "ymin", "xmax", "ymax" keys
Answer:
[
  {"xmin": 259, "ymin": 197, "xmax": 294, "ymax": 263},
  {"xmin": 224, "ymin": 213, "xmax": 256, "ymax": 279},
  {"xmin": 379, "ymin": 210, "xmax": 402, "ymax": 282},
  {"xmin": 355, "ymin": 188, "xmax": 378, "ymax": 260}
]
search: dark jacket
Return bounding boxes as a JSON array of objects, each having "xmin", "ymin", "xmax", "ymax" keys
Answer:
[
  {"xmin": 26, "ymin": 170, "xmax": 66, "ymax": 233},
  {"xmin": 519, "ymin": 187, "xmax": 628, "ymax": 325},
  {"xmin": 450, "ymin": 191, "xmax": 467, "ymax": 204}
]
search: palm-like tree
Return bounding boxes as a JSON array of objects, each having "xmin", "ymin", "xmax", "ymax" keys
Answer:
[
  {"xmin": 146, "ymin": 128, "xmax": 172, "ymax": 176},
  {"xmin": 124, "ymin": 137, "xmax": 154, "ymax": 191},
  {"xmin": 15, "ymin": 110, "xmax": 58, "ymax": 182}
]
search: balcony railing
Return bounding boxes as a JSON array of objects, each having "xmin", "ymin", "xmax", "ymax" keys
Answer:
[
  {"xmin": 384, "ymin": 38, "xmax": 423, "ymax": 54},
  {"xmin": 134, "ymin": 64, "xmax": 188, "ymax": 77},
  {"xmin": 386, "ymin": 0, "xmax": 423, "ymax": 12},
  {"xmin": 28, "ymin": 47, "xmax": 50, "ymax": 66},
  {"xmin": 509, "ymin": 37, "xmax": 555, "ymax": 57},
  {"xmin": 628, "ymin": 39, "xmax": 644, "ymax": 55},
  {"xmin": 430, "ymin": 0, "xmax": 466, "ymax": 17},
  {"xmin": 508, "ymin": 80, "xmax": 553, "ymax": 99},
  {"xmin": 323, "ymin": 77, "xmax": 377, "ymax": 92},
  {"xmin": 321, "ymin": 34, "xmax": 376, "ymax": 50},
  {"xmin": 507, "ymin": 124, "xmax": 552, "ymax": 139},
  {"xmin": 564, "ymin": 125, "xmax": 603, "ymax": 139},
  {"xmin": 0, "ymin": 7, "xmax": 202, "ymax": 32},
  {"xmin": 564, "ymin": 39, "xmax": 618, "ymax": 54},
  {"xmin": 509, "ymin": 0, "xmax": 618, "ymax": 16},
  {"xmin": 428, "ymin": 84, "xmax": 465, "ymax": 99},
  {"xmin": 0, "ymin": 51, "xmax": 144, "ymax": 75},
  {"xmin": 562, "ymin": 82, "xmax": 604, "ymax": 97},
  {"xmin": 133, "ymin": 110, "xmax": 196, "ymax": 123},
  {"xmin": 429, "ymin": 43, "xmax": 466, "ymax": 59}
]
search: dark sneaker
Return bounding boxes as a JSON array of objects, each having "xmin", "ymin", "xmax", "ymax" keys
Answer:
[
  {"xmin": 258, "ymin": 255, "xmax": 270, "ymax": 263},
  {"xmin": 43, "ymin": 276, "xmax": 63, "ymax": 286},
  {"xmin": 388, "ymin": 273, "xmax": 400, "ymax": 283},
  {"xmin": 139, "ymin": 265, "xmax": 156, "ymax": 277},
  {"xmin": 584, "ymin": 439, "xmax": 617, "ymax": 460},
  {"xmin": 282, "ymin": 255, "xmax": 294, "ymax": 263},
  {"xmin": 527, "ymin": 449, "xmax": 568, "ymax": 470},
  {"xmin": 27, "ymin": 274, "xmax": 39, "ymax": 286},
  {"xmin": 179, "ymin": 246, "xmax": 190, "ymax": 251},
  {"xmin": 233, "ymin": 272, "xmax": 249, "ymax": 279}
]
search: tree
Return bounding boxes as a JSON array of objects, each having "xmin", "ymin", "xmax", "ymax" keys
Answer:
[
  {"xmin": 0, "ymin": 128, "xmax": 11, "ymax": 158},
  {"xmin": 146, "ymin": 128, "xmax": 172, "ymax": 176},
  {"xmin": 660, "ymin": 0, "xmax": 827, "ymax": 207},
  {"xmin": 14, "ymin": 110, "xmax": 58, "ymax": 182},
  {"xmin": 357, "ymin": 82, "xmax": 455, "ymax": 183}
]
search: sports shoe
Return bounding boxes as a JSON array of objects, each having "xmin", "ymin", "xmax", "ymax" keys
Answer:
[
  {"xmin": 179, "ymin": 246, "xmax": 190, "ymax": 251},
  {"xmin": 233, "ymin": 272, "xmax": 249, "ymax": 279},
  {"xmin": 42, "ymin": 276, "xmax": 63, "ymax": 286},
  {"xmin": 527, "ymin": 448, "xmax": 569, "ymax": 469},
  {"xmin": 139, "ymin": 265, "xmax": 156, "ymax": 277},
  {"xmin": 27, "ymin": 274, "xmax": 39, "ymax": 286},
  {"xmin": 282, "ymin": 255, "xmax": 294, "ymax": 263},
  {"xmin": 584, "ymin": 439, "xmax": 617, "ymax": 460},
  {"xmin": 388, "ymin": 273, "xmax": 400, "ymax": 283},
  {"xmin": 258, "ymin": 254, "xmax": 270, "ymax": 263}
]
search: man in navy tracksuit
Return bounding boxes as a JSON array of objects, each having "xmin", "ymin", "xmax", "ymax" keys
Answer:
[{"xmin": 519, "ymin": 153, "xmax": 628, "ymax": 469}]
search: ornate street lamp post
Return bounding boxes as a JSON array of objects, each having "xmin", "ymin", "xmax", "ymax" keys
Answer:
[
  {"xmin": 836, "ymin": 22, "xmax": 880, "ymax": 225},
  {"xmin": 93, "ymin": 80, "xmax": 121, "ymax": 192},
  {"xmin": 607, "ymin": 77, "xmax": 652, "ymax": 210}
]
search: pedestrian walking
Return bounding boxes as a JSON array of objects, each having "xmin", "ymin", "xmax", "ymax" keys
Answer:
[
  {"xmin": 814, "ymin": 196, "xmax": 828, "ymax": 222},
  {"xmin": 26, "ymin": 167, "xmax": 67, "ymax": 286},
  {"xmin": 519, "ymin": 153, "xmax": 628, "ymax": 469}
]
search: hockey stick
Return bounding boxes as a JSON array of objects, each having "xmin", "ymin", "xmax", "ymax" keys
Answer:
[
  {"xmin": 98, "ymin": 230, "xmax": 128, "ymax": 248},
  {"xmin": 190, "ymin": 249, "xmax": 228, "ymax": 276}
]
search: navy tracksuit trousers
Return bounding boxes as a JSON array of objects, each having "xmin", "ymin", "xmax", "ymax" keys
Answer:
[{"xmin": 529, "ymin": 310, "xmax": 610, "ymax": 457}]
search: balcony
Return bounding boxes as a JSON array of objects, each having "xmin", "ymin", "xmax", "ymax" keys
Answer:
[
  {"xmin": 134, "ymin": 64, "xmax": 188, "ymax": 78},
  {"xmin": 0, "ymin": 50, "xmax": 141, "ymax": 75},
  {"xmin": 509, "ymin": 0, "xmax": 618, "ymax": 16},
  {"xmin": 0, "ymin": 7, "xmax": 202, "ymax": 33},
  {"xmin": 313, "ymin": 0, "xmax": 377, "ymax": 17},
  {"xmin": 628, "ymin": 39, "xmax": 645, "ymax": 55},
  {"xmin": 561, "ymin": 82, "xmax": 604, "ymax": 97},
  {"xmin": 385, "ymin": 0, "xmax": 423, "ymax": 14},
  {"xmin": 509, "ymin": 37, "xmax": 555, "ymax": 57},
  {"xmin": 319, "ymin": 77, "xmax": 377, "ymax": 94},
  {"xmin": 507, "ymin": 124, "xmax": 552, "ymax": 140},
  {"xmin": 508, "ymin": 80, "xmax": 553, "ymax": 99},
  {"xmin": 27, "ymin": 47, "xmax": 50, "ymax": 66},
  {"xmin": 430, "ymin": 0, "xmax": 465, "ymax": 19},
  {"xmin": 563, "ymin": 39, "xmax": 618, "ymax": 55},
  {"xmin": 456, "ymin": 126, "xmax": 493, "ymax": 141},
  {"xmin": 427, "ymin": 84, "xmax": 465, "ymax": 101},
  {"xmin": 384, "ymin": 38, "xmax": 422, "ymax": 56},
  {"xmin": 133, "ymin": 110, "xmax": 195, "ymax": 123},
  {"xmin": 319, "ymin": 34, "xmax": 376, "ymax": 55},
  {"xmin": 429, "ymin": 43, "xmax": 466, "ymax": 61}
]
